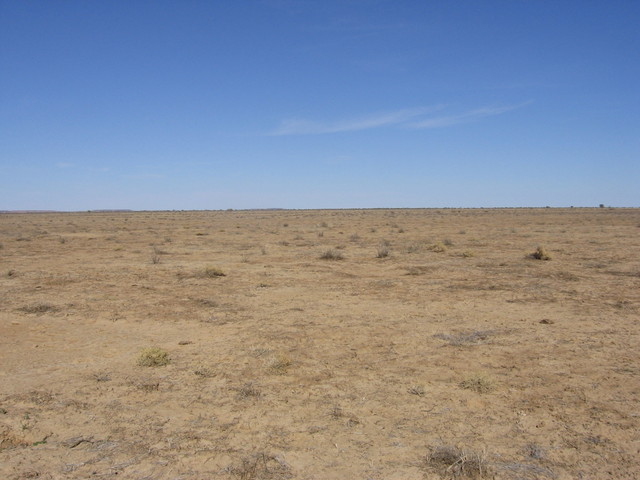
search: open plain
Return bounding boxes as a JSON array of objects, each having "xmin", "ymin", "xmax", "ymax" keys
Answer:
[{"xmin": 1, "ymin": 208, "xmax": 639, "ymax": 479}]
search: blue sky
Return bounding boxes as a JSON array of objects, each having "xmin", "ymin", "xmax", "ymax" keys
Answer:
[{"xmin": 1, "ymin": 1, "xmax": 638, "ymax": 210}]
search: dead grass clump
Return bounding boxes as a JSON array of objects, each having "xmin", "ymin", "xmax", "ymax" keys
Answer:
[
  {"xmin": 150, "ymin": 252, "xmax": 161, "ymax": 264},
  {"xmin": 530, "ymin": 246, "xmax": 551, "ymax": 260},
  {"xmin": 428, "ymin": 242, "xmax": 447, "ymax": 253},
  {"xmin": 227, "ymin": 452, "xmax": 291, "ymax": 480},
  {"xmin": 235, "ymin": 382, "xmax": 261, "ymax": 399},
  {"xmin": 319, "ymin": 249, "xmax": 343, "ymax": 260},
  {"xmin": 461, "ymin": 250, "xmax": 475, "ymax": 258},
  {"xmin": 408, "ymin": 384, "xmax": 426, "ymax": 396},
  {"xmin": 137, "ymin": 347, "xmax": 170, "ymax": 367},
  {"xmin": 329, "ymin": 405, "xmax": 343, "ymax": 418},
  {"xmin": 18, "ymin": 303, "xmax": 58, "ymax": 314},
  {"xmin": 268, "ymin": 352, "xmax": 292, "ymax": 374},
  {"xmin": 135, "ymin": 379, "xmax": 160, "ymax": 391},
  {"xmin": 405, "ymin": 242, "xmax": 422, "ymax": 253},
  {"xmin": 460, "ymin": 373, "xmax": 494, "ymax": 393},
  {"xmin": 193, "ymin": 365, "xmax": 214, "ymax": 377},
  {"xmin": 376, "ymin": 244, "xmax": 390, "ymax": 258},
  {"xmin": 426, "ymin": 445, "xmax": 491, "ymax": 478},
  {"xmin": 0, "ymin": 425, "xmax": 30, "ymax": 450},
  {"xmin": 404, "ymin": 265, "xmax": 434, "ymax": 276},
  {"xmin": 349, "ymin": 233, "xmax": 361, "ymax": 242},
  {"xmin": 204, "ymin": 266, "xmax": 226, "ymax": 277},
  {"xmin": 433, "ymin": 330, "xmax": 496, "ymax": 346}
]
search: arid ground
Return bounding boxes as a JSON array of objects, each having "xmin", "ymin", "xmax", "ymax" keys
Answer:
[{"xmin": 1, "ymin": 208, "xmax": 639, "ymax": 479}]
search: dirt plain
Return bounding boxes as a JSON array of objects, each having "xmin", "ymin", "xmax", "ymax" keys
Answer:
[{"xmin": 1, "ymin": 208, "xmax": 639, "ymax": 479}]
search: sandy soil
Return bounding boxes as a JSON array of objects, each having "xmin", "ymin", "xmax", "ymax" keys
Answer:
[{"xmin": 1, "ymin": 208, "xmax": 639, "ymax": 479}]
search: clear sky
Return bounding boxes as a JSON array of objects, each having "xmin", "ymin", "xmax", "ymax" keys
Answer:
[{"xmin": 1, "ymin": 1, "xmax": 638, "ymax": 210}]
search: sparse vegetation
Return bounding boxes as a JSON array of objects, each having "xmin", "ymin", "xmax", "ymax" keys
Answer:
[
  {"xmin": 376, "ymin": 244, "xmax": 390, "ymax": 258},
  {"xmin": 137, "ymin": 347, "xmax": 170, "ymax": 367},
  {"xmin": 268, "ymin": 352, "xmax": 292, "ymax": 374},
  {"xmin": 434, "ymin": 330, "xmax": 496, "ymax": 346},
  {"xmin": 227, "ymin": 453, "xmax": 291, "ymax": 480},
  {"xmin": 426, "ymin": 445, "xmax": 491, "ymax": 478},
  {"xmin": 2, "ymin": 208, "xmax": 638, "ymax": 479},
  {"xmin": 319, "ymin": 249, "xmax": 343, "ymax": 260},
  {"xmin": 235, "ymin": 382, "xmax": 261, "ymax": 399},
  {"xmin": 531, "ymin": 246, "xmax": 551, "ymax": 260},
  {"xmin": 460, "ymin": 373, "xmax": 494, "ymax": 393},
  {"xmin": 428, "ymin": 242, "xmax": 447, "ymax": 253},
  {"xmin": 204, "ymin": 266, "xmax": 226, "ymax": 277},
  {"xmin": 18, "ymin": 303, "xmax": 58, "ymax": 314},
  {"xmin": 408, "ymin": 384, "xmax": 426, "ymax": 396}
]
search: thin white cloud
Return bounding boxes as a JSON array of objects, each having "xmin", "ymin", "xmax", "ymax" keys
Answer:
[
  {"xmin": 269, "ymin": 102, "xmax": 530, "ymax": 136},
  {"xmin": 269, "ymin": 106, "xmax": 443, "ymax": 136},
  {"xmin": 408, "ymin": 101, "xmax": 532, "ymax": 129},
  {"xmin": 121, "ymin": 173, "xmax": 165, "ymax": 180}
]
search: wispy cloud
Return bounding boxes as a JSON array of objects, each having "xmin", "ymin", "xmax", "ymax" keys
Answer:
[
  {"xmin": 121, "ymin": 173, "xmax": 165, "ymax": 180},
  {"xmin": 269, "ymin": 102, "xmax": 530, "ymax": 136},
  {"xmin": 268, "ymin": 106, "xmax": 443, "ymax": 136},
  {"xmin": 408, "ymin": 102, "xmax": 532, "ymax": 129}
]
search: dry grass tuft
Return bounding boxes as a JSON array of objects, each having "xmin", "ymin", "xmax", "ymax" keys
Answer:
[
  {"xmin": 426, "ymin": 444, "xmax": 491, "ymax": 478},
  {"xmin": 319, "ymin": 249, "xmax": 344, "ymax": 260},
  {"xmin": 530, "ymin": 246, "xmax": 551, "ymax": 260},
  {"xmin": 204, "ymin": 266, "xmax": 226, "ymax": 277},
  {"xmin": 235, "ymin": 382, "xmax": 261, "ymax": 399},
  {"xmin": 376, "ymin": 244, "xmax": 390, "ymax": 258},
  {"xmin": 433, "ymin": 330, "xmax": 496, "ymax": 347},
  {"xmin": 428, "ymin": 242, "xmax": 447, "ymax": 253},
  {"xmin": 460, "ymin": 373, "xmax": 494, "ymax": 393},
  {"xmin": 137, "ymin": 347, "xmax": 170, "ymax": 367},
  {"xmin": 227, "ymin": 452, "xmax": 291, "ymax": 480},
  {"xmin": 268, "ymin": 352, "xmax": 292, "ymax": 374},
  {"xmin": 18, "ymin": 303, "xmax": 58, "ymax": 314},
  {"xmin": 408, "ymin": 384, "xmax": 426, "ymax": 396}
]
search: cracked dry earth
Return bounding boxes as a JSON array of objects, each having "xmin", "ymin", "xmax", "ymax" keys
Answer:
[{"xmin": 1, "ymin": 208, "xmax": 639, "ymax": 479}]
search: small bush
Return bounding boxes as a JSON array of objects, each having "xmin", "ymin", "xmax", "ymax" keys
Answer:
[
  {"xmin": 462, "ymin": 250, "xmax": 475, "ymax": 258},
  {"xmin": 460, "ymin": 373, "xmax": 494, "ymax": 393},
  {"xmin": 204, "ymin": 266, "xmax": 226, "ymax": 277},
  {"xmin": 319, "ymin": 249, "xmax": 343, "ymax": 260},
  {"xmin": 428, "ymin": 242, "xmax": 447, "ymax": 253},
  {"xmin": 235, "ymin": 382, "xmax": 261, "ymax": 399},
  {"xmin": 531, "ymin": 246, "xmax": 551, "ymax": 260},
  {"xmin": 268, "ymin": 352, "xmax": 292, "ymax": 374},
  {"xmin": 426, "ymin": 445, "xmax": 491, "ymax": 478},
  {"xmin": 137, "ymin": 347, "xmax": 170, "ymax": 367},
  {"xmin": 408, "ymin": 385, "xmax": 426, "ymax": 396},
  {"xmin": 376, "ymin": 245, "xmax": 390, "ymax": 258}
]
